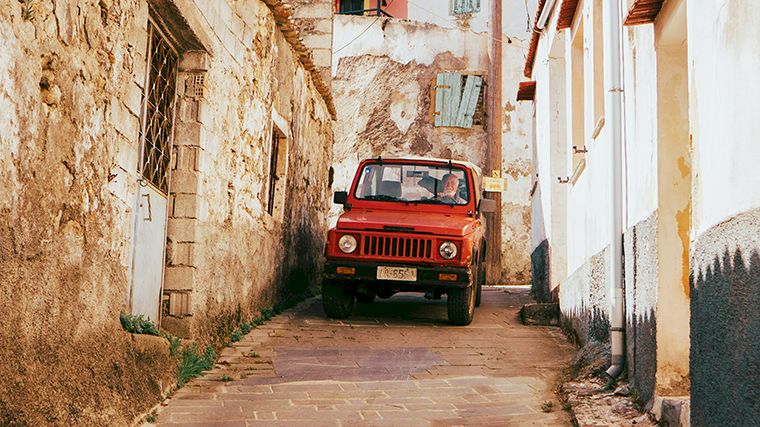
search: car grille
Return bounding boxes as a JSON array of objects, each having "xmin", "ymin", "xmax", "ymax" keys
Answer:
[{"xmin": 361, "ymin": 234, "xmax": 434, "ymax": 260}]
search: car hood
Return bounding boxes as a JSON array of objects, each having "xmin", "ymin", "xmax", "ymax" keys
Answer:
[{"xmin": 336, "ymin": 209, "xmax": 477, "ymax": 237}]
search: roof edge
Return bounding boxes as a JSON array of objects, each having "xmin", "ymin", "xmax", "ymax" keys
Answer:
[{"xmin": 261, "ymin": 0, "xmax": 337, "ymax": 120}]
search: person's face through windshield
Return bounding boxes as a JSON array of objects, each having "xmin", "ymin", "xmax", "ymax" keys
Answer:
[{"xmin": 441, "ymin": 173, "xmax": 459, "ymax": 197}]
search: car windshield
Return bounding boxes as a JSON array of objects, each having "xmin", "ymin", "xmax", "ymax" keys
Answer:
[{"xmin": 354, "ymin": 163, "xmax": 471, "ymax": 205}]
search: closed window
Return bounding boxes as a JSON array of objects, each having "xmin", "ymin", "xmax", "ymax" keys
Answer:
[
  {"xmin": 433, "ymin": 72, "xmax": 485, "ymax": 128},
  {"xmin": 450, "ymin": 0, "xmax": 481, "ymax": 15}
]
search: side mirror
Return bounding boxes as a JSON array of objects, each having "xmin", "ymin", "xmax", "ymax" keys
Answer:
[
  {"xmin": 479, "ymin": 198, "xmax": 497, "ymax": 213},
  {"xmin": 333, "ymin": 191, "xmax": 348, "ymax": 205}
]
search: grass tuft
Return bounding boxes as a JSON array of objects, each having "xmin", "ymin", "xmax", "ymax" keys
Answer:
[
  {"xmin": 177, "ymin": 343, "xmax": 216, "ymax": 387},
  {"xmin": 120, "ymin": 312, "xmax": 160, "ymax": 336}
]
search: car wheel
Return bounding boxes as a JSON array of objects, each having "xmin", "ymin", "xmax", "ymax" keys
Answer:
[
  {"xmin": 356, "ymin": 293, "xmax": 376, "ymax": 304},
  {"xmin": 475, "ymin": 260, "xmax": 484, "ymax": 307},
  {"xmin": 447, "ymin": 268, "xmax": 476, "ymax": 325},
  {"xmin": 322, "ymin": 280, "xmax": 355, "ymax": 319}
]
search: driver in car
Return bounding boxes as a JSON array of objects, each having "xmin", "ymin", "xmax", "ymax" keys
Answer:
[{"xmin": 437, "ymin": 173, "xmax": 466, "ymax": 204}]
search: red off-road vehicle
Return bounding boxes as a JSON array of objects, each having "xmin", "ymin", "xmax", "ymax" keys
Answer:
[{"xmin": 323, "ymin": 157, "xmax": 496, "ymax": 325}]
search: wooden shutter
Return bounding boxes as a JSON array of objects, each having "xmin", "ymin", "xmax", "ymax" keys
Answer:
[
  {"xmin": 455, "ymin": 75, "xmax": 483, "ymax": 128},
  {"xmin": 434, "ymin": 72, "xmax": 462, "ymax": 127}
]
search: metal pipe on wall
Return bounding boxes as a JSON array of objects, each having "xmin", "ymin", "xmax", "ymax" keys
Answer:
[{"xmin": 605, "ymin": 0, "xmax": 626, "ymax": 379}]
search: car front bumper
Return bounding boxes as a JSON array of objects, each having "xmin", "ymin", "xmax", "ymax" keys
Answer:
[{"xmin": 324, "ymin": 260, "xmax": 472, "ymax": 289}]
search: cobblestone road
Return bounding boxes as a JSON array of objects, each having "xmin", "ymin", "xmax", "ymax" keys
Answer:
[{"xmin": 151, "ymin": 287, "xmax": 574, "ymax": 426}]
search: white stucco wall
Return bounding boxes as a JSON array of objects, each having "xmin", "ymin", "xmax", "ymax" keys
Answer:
[
  {"xmin": 332, "ymin": 15, "xmax": 488, "ymax": 78},
  {"xmin": 406, "ymin": 0, "xmax": 491, "ymax": 34},
  {"xmin": 622, "ymin": 26, "xmax": 658, "ymax": 228},
  {"xmin": 687, "ymin": 1, "xmax": 760, "ymax": 239}
]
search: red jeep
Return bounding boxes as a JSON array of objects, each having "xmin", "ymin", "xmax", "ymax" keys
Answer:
[{"xmin": 323, "ymin": 157, "xmax": 496, "ymax": 325}]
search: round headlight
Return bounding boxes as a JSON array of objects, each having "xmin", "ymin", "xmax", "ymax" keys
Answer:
[
  {"xmin": 439, "ymin": 241, "xmax": 458, "ymax": 260},
  {"xmin": 338, "ymin": 234, "xmax": 358, "ymax": 253}
]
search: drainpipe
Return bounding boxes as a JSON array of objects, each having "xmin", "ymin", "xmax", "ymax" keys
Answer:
[{"xmin": 605, "ymin": 0, "xmax": 625, "ymax": 379}]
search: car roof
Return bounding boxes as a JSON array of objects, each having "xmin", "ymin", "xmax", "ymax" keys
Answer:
[{"xmin": 364, "ymin": 156, "xmax": 483, "ymax": 176}]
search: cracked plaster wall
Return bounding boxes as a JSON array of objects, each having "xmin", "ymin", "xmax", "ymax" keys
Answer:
[
  {"xmin": 331, "ymin": 8, "xmax": 534, "ymax": 283},
  {"xmin": 0, "ymin": 0, "xmax": 332, "ymax": 424}
]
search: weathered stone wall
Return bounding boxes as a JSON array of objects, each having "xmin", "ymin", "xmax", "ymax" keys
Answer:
[
  {"xmin": 158, "ymin": 0, "xmax": 334, "ymax": 341},
  {"xmin": 500, "ymin": 6, "xmax": 535, "ymax": 285},
  {"xmin": 0, "ymin": 0, "xmax": 333, "ymax": 424},
  {"xmin": 285, "ymin": 0, "xmax": 333, "ymax": 89}
]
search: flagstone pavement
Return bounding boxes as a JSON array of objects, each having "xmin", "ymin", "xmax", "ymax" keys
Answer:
[{"xmin": 149, "ymin": 286, "xmax": 574, "ymax": 426}]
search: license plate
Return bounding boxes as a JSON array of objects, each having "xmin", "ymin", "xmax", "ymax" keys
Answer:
[{"xmin": 377, "ymin": 266, "xmax": 417, "ymax": 281}]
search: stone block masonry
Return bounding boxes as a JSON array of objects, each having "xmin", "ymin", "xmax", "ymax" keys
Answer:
[{"xmin": 0, "ymin": 0, "xmax": 334, "ymax": 425}]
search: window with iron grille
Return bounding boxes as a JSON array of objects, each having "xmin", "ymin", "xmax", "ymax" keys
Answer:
[
  {"xmin": 139, "ymin": 21, "xmax": 179, "ymax": 194},
  {"xmin": 450, "ymin": 0, "xmax": 481, "ymax": 15}
]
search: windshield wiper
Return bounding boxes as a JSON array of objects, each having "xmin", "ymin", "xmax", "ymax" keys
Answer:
[
  {"xmin": 363, "ymin": 195, "xmax": 401, "ymax": 202},
  {"xmin": 413, "ymin": 199, "xmax": 459, "ymax": 206}
]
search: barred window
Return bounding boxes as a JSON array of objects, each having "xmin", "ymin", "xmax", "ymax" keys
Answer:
[
  {"xmin": 139, "ymin": 21, "xmax": 179, "ymax": 194},
  {"xmin": 450, "ymin": 0, "xmax": 481, "ymax": 15}
]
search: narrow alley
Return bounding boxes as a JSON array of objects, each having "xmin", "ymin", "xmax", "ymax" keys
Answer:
[
  {"xmin": 3, "ymin": 0, "xmax": 760, "ymax": 425},
  {"xmin": 152, "ymin": 287, "xmax": 573, "ymax": 426}
]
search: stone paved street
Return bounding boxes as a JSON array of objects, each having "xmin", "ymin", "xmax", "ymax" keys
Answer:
[{"xmin": 151, "ymin": 287, "xmax": 574, "ymax": 426}]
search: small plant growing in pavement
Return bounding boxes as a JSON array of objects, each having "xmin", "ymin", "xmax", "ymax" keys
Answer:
[
  {"xmin": 120, "ymin": 312, "xmax": 160, "ymax": 336},
  {"xmin": 239, "ymin": 321, "xmax": 252, "ymax": 335},
  {"xmin": 220, "ymin": 374, "xmax": 233, "ymax": 382},
  {"xmin": 562, "ymin": 401, "xmax": 572, "ymax": 411},
  {"xmin": 541, "ymin": 401, "xmax": 554, "ymax": 413},
  {"xmin": 177, "ymin": 343, "xmax": 216, "ymax": 387},
  {"xmin": 230, "ymin": 327, "xmax": 243, "ymax": 343},
  {"xmin": 260, "ymin": 307, "xmax": 274, "ymax": 321},
  {"xmin": 247, "ymin": 351, "xmax": 259, "ymax": 358}
]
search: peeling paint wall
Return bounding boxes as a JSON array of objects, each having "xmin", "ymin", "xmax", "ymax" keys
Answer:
[
  {"xmin": 501, "ymin": 6, "xmax": 535, "ymax": 283},
  {"xmin": 331, "ymin": 1, "xmax": 535, "ymax": 283},
  {"xmin": 330, "ymin": 14, "xmax": 489, "ymax": 218},
  {"xmin": 0, "ymin": 0, "xmax": 332, "ymax": 424}
]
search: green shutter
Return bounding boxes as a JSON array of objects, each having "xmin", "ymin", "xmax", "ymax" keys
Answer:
[
  {"xmin": 435, "ymin": 72, "xmax": 462, "ymax": 127},
  {"xmin": 434, "ymin": 73, "xmax": 445, "ymax": 127},
  {"xmin": 455, "ymin": 75, "xmax": 483, "ymax": 128}
]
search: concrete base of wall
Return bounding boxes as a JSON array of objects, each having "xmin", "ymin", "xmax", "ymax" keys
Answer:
[
  {"xmin": 624, "ymin": 212, "xmax": 658, "ymax": 406},
  {"xmin": 531, "ymin": 239, "xmax": 552, "ymax": 302},
  {"xmin": 559, "ymin": 248, "xmax": 610, "ymax": 347},
  {"xmin": 690, "ymin": 207, "xmax": 760, "ymax": 426}
]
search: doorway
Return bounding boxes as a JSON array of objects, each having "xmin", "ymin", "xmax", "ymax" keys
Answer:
[{"xmin": 130, "ymin": 20, "xmax": 180, "ymax": 322}]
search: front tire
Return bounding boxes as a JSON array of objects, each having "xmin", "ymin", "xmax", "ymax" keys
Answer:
[
  {"xmin": 447, "ymin": 282, "xmax": 476, "ymax": 325},
  {"xmin": 475, "ymin": 261, "xmax": 485, "ymax": 307},
  {"xmin": 322, "ymin": 280, "xmax": 355, "ymax": 318}
]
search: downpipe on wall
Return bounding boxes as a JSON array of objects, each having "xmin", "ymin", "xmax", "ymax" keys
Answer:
[{"xmin": 605, "ymin": 0, "xmax": 626, "ymax": 380}]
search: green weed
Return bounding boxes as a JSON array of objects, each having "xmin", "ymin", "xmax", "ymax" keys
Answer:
[
  {"xmin": 177, "ymin": 343, "xmax": 216, "ymax": 387},
  {"xmin": 230, "ymin": 328, "xmax": 243, "ymax": 343},
  {"xmin": 120, "ymin": 312, "xmax": 159, "ymax": 336},
  {"xmin": 541, "ymin": 401, "xmax": 554, "ymax": 413},
  {"xmin": 165, "ymin": 334, "xmax": 182, "ymax": 357}
]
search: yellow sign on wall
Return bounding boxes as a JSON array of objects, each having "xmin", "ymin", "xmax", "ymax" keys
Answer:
[{"xmin": 483, "ymin": 177, "xmax": 506, "ymax": 192}]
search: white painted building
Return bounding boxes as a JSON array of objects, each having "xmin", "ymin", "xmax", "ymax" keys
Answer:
[{"xmin": 523, "ymin": 0, "xmax": 760, "ymax": 425}]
